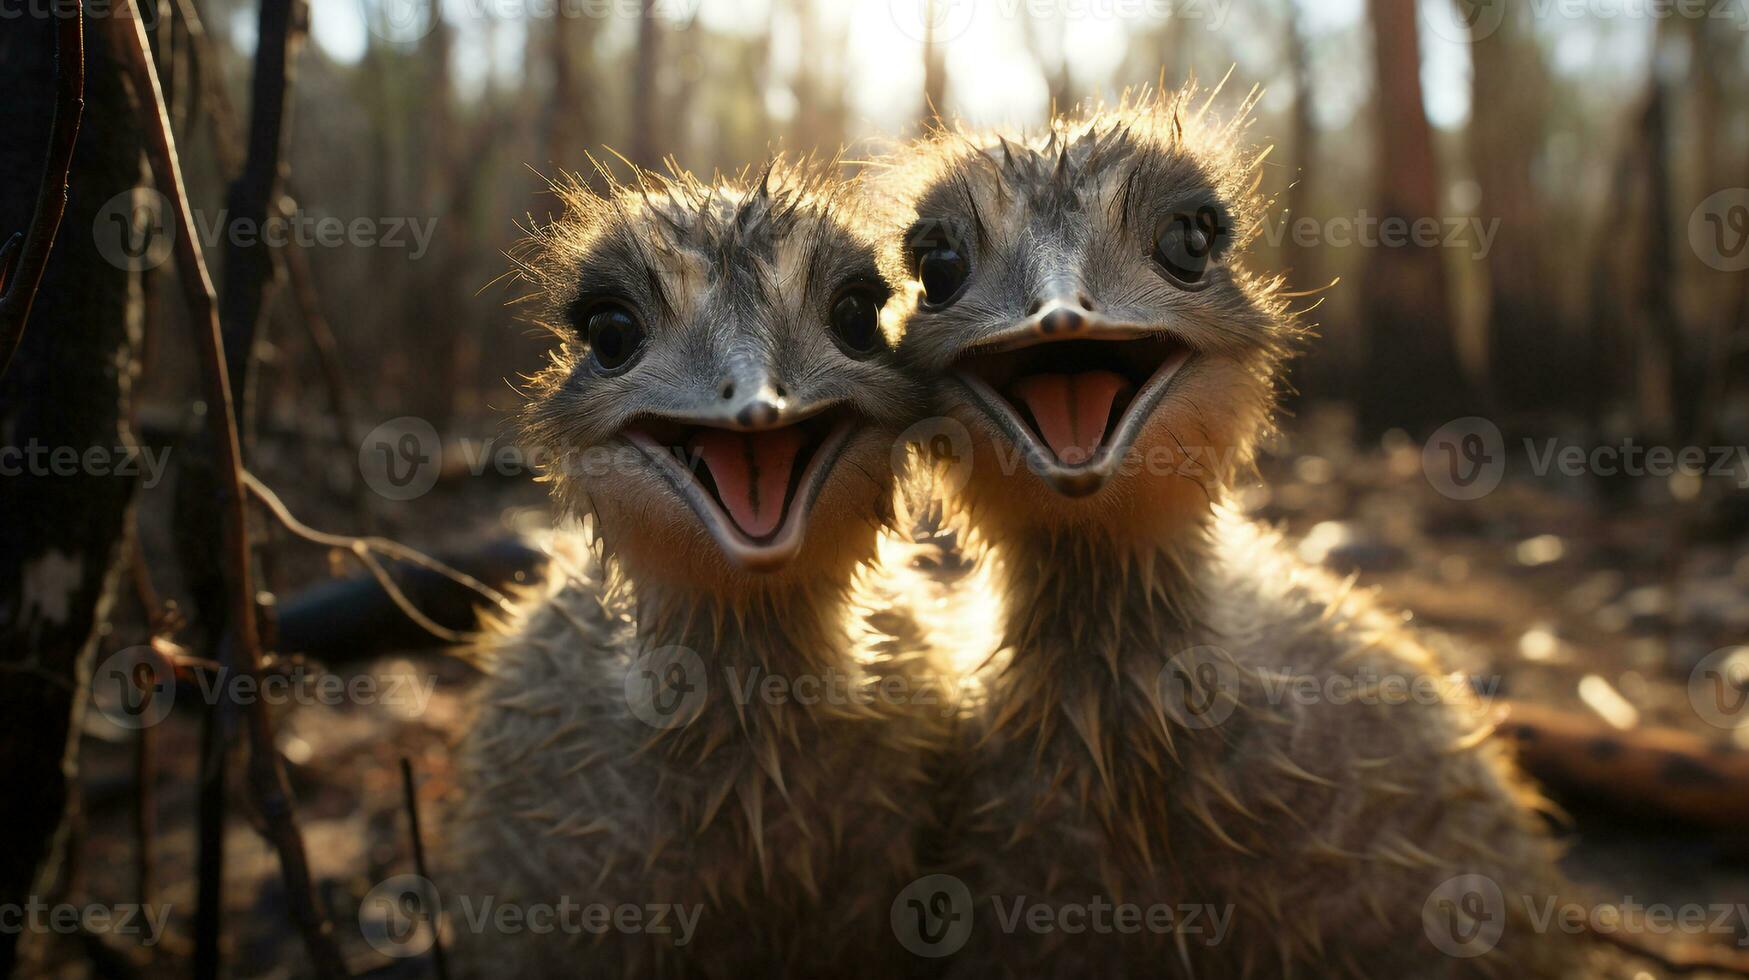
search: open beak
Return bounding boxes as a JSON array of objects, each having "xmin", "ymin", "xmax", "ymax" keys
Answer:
[
  {"xmin": 621, "ymin": 390, "xmax": 858, "ymax": 573},
  {"xmin": 949, "ymin": 301, "xmax": 1193, "ymax": 498}
]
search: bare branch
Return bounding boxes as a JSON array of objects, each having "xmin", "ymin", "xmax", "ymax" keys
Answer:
[
  {"xmin": 401, "ymin": 759, "xmax": 449, "ymax": 980},
  {"xmin": 0, "ymin": 10, "xmax": 84, "ymax": 379},
  {"xmin": 103, "ymin": 7, "xmax": 350, "ymax": 977}
]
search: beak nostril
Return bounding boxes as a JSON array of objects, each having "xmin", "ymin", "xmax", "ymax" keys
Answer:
[
  {"xmin": 1038, "ymin": 308, "xmax": 1086, "ymax": 336},
  {"xmin": 720, "ymin": 382, "xmax": 736, "ymax": 400}
]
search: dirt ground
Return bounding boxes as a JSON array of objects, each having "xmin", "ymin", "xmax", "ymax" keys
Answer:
[{"xmin": 25, "ymin": 403, "xmax": 1749, "ymax": 977}]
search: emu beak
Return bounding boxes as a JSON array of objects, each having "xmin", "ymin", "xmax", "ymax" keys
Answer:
[
  {"xmin": 949, "ymin": 299, "xmax": 1194, "ymax": 498},
  {"xmin": 621, "ymin": 366, "xmax": 857, "ymax": 573}
]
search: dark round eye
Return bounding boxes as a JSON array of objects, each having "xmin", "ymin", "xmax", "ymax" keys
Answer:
[
  {"xmin": 917, "ymin": 246, "xmax": 970, "ymax": 306},
  {"xmin": 584, "ymin": 304, "xmax": 644, "ymax": 372},
  {"xmin": 829, "ymin": 286, "xmax": 885, "ymax": 356},
  {"xmin": 1153, "ymin": 212, "xmax": 1218, "ymax": 286}
]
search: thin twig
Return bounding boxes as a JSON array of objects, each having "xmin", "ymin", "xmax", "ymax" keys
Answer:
[
  {"xmin": 193, "ymin": 687, "xmax": 226, "ymax": 980},
  {"xmin": 105, "ymin": 9, "xmax": 350, "ymax": 978},
  {"xmin": 242, "ymin": 470, "xmax": 515, "ymax": 644},
  {"xmin": 0, "ymin": 9, "xmax": 85, "ymax": 379},
  {"xmin": 217, "ymin": 0, "xmax": 302, "ymax": 422},
  {"xmin": 125, "ymin": 531, "xmax": 161, "ymax": 911},
  {"xmin": 172, "ymin": 0, "xmax": 373, "ymax": 529},
  {"xmin": 1589, "ymin": 924, "xmax": 1749, "ymax": 976},
  {"xmin": 400, "ymin": 759, "xmax": 449, "ymax": 980}
]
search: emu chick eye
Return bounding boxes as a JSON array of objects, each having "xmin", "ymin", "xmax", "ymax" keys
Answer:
[
  {"xmin": 585, "ymin": 304, "xmax": 643, "ymax": 371},
  {"xmin": 830, "ymin": 287, "xmax": 884, "ymax": 355},
  {"xmin": 1153, "ymin": 213, "xmax": 1216, "ymax": 285},
  {"xmin": 917, "ymin": 246, "xmax": 969, "ymax": 306}
]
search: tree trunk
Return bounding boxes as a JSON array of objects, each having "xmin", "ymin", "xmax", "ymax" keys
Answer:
[
  {"xmin": 1634, "ymin": 72, "xmax": 1682, "ymax": 440},
  {"xmin": 631, "ymin": 2, "xmax": 662, "ymax": 169},
  {"xmin": 0, "ymin": 14, "xmax": 143, "ymax": 972},
  {"xmin": 545, "ymin": 12, "xmax": 594, "ymax": 168},
  {"xmin": 1465, "ymin": 0, "xmax": 1562, "ymax": 418},
  {"xmin": 1360, "ymin": 0, "xmax": 1468, "ymax": 434},
  {"xmin": 921, "ymin": 0, "xmax": 947, "ymax": 127},
  {"xmin": 1282, "ymin": 1, "xmax": 1317, "ymax": 294}
]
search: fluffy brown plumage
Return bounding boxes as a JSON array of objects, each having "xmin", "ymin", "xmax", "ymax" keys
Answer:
[
  {"xmin": 877, "ymin": 87, "xmax": 1588, "ymax": 977},
  {"xmin": 443, "ymin": 161, "xmax": 953, "ymax": 977}
]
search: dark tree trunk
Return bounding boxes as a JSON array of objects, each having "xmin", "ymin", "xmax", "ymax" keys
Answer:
[
  {"xmin": 0, "ymin": 14, "xmax": 143, "ymax": 972},
  {"xmin": 1634, "ymin": 74, "xmax": 1683, "ymax": 440},
  {"xmin": 1283, "ymin": 1, "xmax": 1317, "ymax": 294},
  {"xmin": 219, "ymin": 0, "xmax": 303, "ymax": 430},
  {"xmin": 545, "ymin": 12, "xmax": 595, "ymax": 168},
  {"xmin": 1359, "ymin": 0, "xmax": 1469, "ymax": 435},
  {"xmin": 1465, "ymin": 0, "xmax": 1562, "ymax": 418},
  {"xmin": 631, "ymin": 2, "xmax": 663, "ymax": 169}
]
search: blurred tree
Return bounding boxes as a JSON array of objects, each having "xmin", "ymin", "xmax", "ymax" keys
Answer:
[
  {"xmin": 1282, "ymin": 0, "xmax": 1317, "ymax": 295},
  {"xmin": 1360, "ymin": 0, "xmax": 1468, "ymax": 433},
  {"xmin": 632, "ymin": 1, "xmax": 663, "ymax": 168},
  {"xmin": 922, "ymin": 0, "xmax": 947, "ymax": 125},
  {"xmin": 1463, "ymin": 0, "xmax": 1564, "ymax": 418},
  {"xmin": 0, "ymin": 14, "xmax": 142, "ymax": 971},
  {"xmin": 1021, "ymin": 8, "xmax": 1072, "ymax": 115},
  {"xmin": 787, "ymin": 0, "xmax": 847, "ymax": 156},
  {"xmin": 1631, "ymin": 47, "xmax": 1681, "ymax": 439}
]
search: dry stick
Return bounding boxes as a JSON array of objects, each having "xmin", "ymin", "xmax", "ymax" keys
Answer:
[
  {"xmin": 0, "ymin": 10, "xmax": 84, "ymax": 379},
  {"xmin": 242, "ymin": 471, "xmax": 516, "ymax": 645},
  {"xmin": 125, "ymin": 530, "xmax": 162, "ymax": 912},
  {"xmin": 1589, "ymin": 926, "xmax": 1749, "ymax": 977},
  {"xmin": 399, "ymin": 759, "xmax": 449, "ymax": 980},
  {"xmin": 106, "ymin": 10, "xmax": 351, "ymax": 978},
  {"xmin": 170, "ymin": 0, "xmax": 371, "ymax": 530}
]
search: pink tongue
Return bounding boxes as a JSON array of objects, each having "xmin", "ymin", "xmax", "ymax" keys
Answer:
[
  {"xmin": 1010, "ymin": 370, "xmax": 1127, "ymax": 465},
  {"xmin": 689, "ymin": 428, "xmax": 805, "ymax": 538}
]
